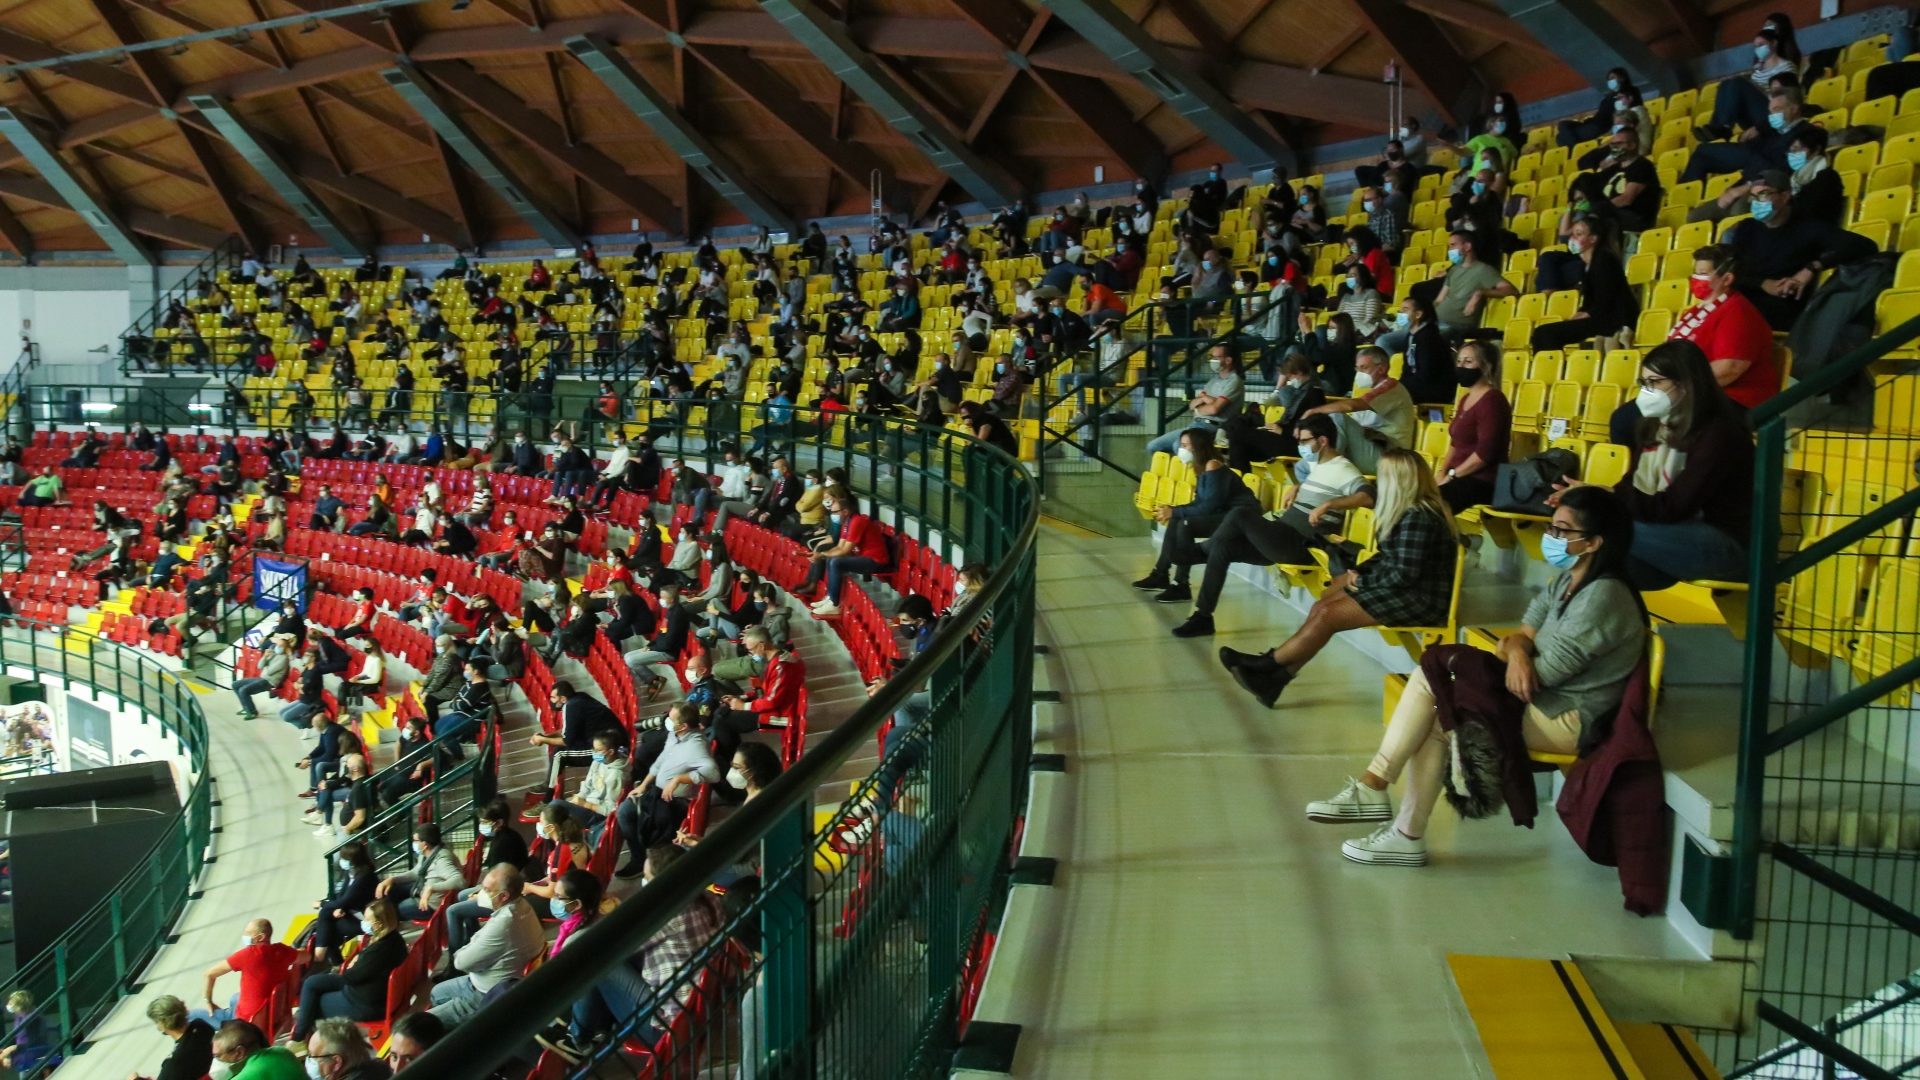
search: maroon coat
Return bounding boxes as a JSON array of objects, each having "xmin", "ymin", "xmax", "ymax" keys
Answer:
[{"xmin": 1556, "ymin": 660, "xmax": 1669, "ymax": 915}]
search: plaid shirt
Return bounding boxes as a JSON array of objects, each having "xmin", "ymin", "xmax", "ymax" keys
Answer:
[
  {"xmin": 639, "ymin": 892, "xmax": 725, "ymax": 1025},
  {"xmin": 1368, "ymin": 205, "xmax": 1401, "ymax": 252},
  {"xmin": 1348, "ymin": 505, "xmax": 1457, "ymax": 627}
]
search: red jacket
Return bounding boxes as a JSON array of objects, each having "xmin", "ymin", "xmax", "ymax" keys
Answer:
[
  {"xmin": 1557, "ymin": 660, "xmax": 1669, "ymax": 915},
  {"xmin": 747, "ymin": 652, "xmax": 804, "ymax": 716}
]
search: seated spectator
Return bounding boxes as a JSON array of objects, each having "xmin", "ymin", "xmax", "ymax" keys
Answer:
[
  {"xmin": 1303, "ymin": 485, "xmax": 1647, "ymax": 866},
  {"xmin": 546, "ymin": 868, "xmax": 605, "ymax": 954},
  {"xmin": 386, "ymin": 1012, "xmax": 447, "ymax": 1073},
  {"xmin": 1529, "ymin": 217, "xmax": 1638, "ymax": 351},
  {"xmin": 195, "ymin": 917, "xmax": 295, "ymax": 1027},
  {"xmin": 1302, "ymin": 346, "xmax": 1414, "ymax": 474},
  {"xmin": 309, "ymin": 752, "xmax": 371, "ymax": 841},
  {"xmin": 1221, "ymin": 351, "xmax": 1327, "ymax": 471},
  {"xmin": 1437, "ymin": 341, "xmax": 1512, "ymax": 512},
  {"xmin": 302, "ymin": 1017, "xmax": 388, "ymax": 1080},
  {"xmin": 1173, "ymin": 414, "xmax": 1374, "ymax": 637},
  {"xmin": 538, "ymin": 845, "xmax": 723, "ymax": 1064},
  {"xmin": 797, "ymin": 487, "xmax": 890, "ymax": 618},
  {"xmin": 427, "ymin": 865, "xmax": 543, "ymax": 1023},
  {"xmin": 528, "ymin": 679, "xmax": 619, "ymax": 764},
  {"xmin": 1695, "ymin": 20, "xmax": 1804, "ymax": 145},
  {"xmin": 1297, "ymin": 312, "xmax": 1358, "ymax": 395},
  {"xmin": 1534, "ymin": 175, "xmax": 1613, "ymax": 291},
  {"xmin": 1379, "ymin": 230, "xmax": 1514, "ymax": 352},
  {"xmin": 209, "ymin": 1019, "xmax": 301, "ymax": 1078},
  {"xmin": 1337, "ymin": 226, "xmax": 1395, "ymax": 300},
  {"xmin": 711, "ymin": 629, "xmax": 799, "ymax": 779},
  {"xmin": 1130, "ymin": 428, "xmax": 1258, "ymax": 604},
  {"xmin": 133, "ymin": 994, "xmax": 212, "ymax": 1080},
  {"xmin": 1390, "ymin": 292, "xmax": 1452, "ymax": 406},
  {"xmin": 1560, "ymin": 69, "xmax": 1632, "ymax": 143},
  {"xmin": 1612, "ymin": 246, "xmax": 1780, "ymax": 442},
  {"xmin": 1723, "ymin": 170, "xmax": 1877, "ymax": 330},
  {"xmin": 308, "ymin": 841, "xmax": 376, "ymax": 967},
  {"xmin": 526, "ymin": 802, "xmax": 591, "ymax": 901},
  {"xmin": 623, "ymin": 579, "xmax": 691, "ymax": 699},
  {"xmin": 1557, "ymin": 340, "xmax": 1754, "ymax": 590},
  {"xmin": 1212, "ymin": 450, "xmax": 1458, "ymax": 699},
  {"xmin": 1593, "ymin": 127, "xmax": 1661, "ymax": 233},
  {"xmin": 1690, "ymin": 127, "xmax": 1841, "ymax": 227},
  {"xmin": 338, "ymin": 639, "xmax": 385, "ymax": 710},
  {"xmin": 613, "ymin": 704, "xmax": 718, "ymax": 877},
  {"xmin": 371, "ymin": 822, "xmax": 465, "ymax": 921},
  {"xmin": 1331, "ymin": 263, "xmax": 1387, "ymax": 341},
  {"xmin": 290, "ymin": 899, "xmax": 404, "ymax": 1042},
  {"xmin": 446, "ymin": 798, "xmax": 532, "ymax": 958},
  {"xmin": 15, "ymin": 467, "xmax": 60, "ymax": 508},
  {"xmin": 1682, "ymin": 87, "xmax": 1808, "ymax": 183},
  {"xmin": 552, "ymin": 730, "xmax": 626, "ymax": 835},
  {"xmin": 0, "ymin": 991, "xmax": 53, "ymax": 1075},
  {"xmin": 1143, "ymin": 345, "xmax": 1244, "ymax": 458}
]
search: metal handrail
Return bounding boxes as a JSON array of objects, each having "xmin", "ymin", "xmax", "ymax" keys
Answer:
[
  {"xmin": 116, "ymin": 238, "xmax": 244, "ymax": 372},
  {"xmin": 401, "ymin": 406, "xmax": 1038, "ymax": 1077},
  {"xmin": 0, "ymin": 617, "xmax": 214, "ymax": 1079}
]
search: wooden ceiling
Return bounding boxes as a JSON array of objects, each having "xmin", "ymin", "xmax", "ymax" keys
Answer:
[{"xmin": 0, "ymin": 0, "xmax": 1748, "ymax": 257}]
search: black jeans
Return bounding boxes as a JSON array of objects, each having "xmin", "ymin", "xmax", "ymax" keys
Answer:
[
  {"xmin": 1194, "ymin": 507, "xmax": 1320, "ymax": 616},
  {"xmin": 1153, "ymin": 513, "xmax": 1225, "ymax": 585}
]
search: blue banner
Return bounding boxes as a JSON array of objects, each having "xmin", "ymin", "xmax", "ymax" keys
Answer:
[{"xmin": 251, "ymin": 556, "xmax": 308, "ymax": 617}]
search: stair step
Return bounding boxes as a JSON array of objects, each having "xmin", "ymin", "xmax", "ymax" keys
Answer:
[{"xmin": 1449, "ymin": 954, "xmax": 1723, "ymax": 1079}]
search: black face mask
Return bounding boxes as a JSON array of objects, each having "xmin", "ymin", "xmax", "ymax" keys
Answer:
[{"xmin": 1453, "ymin": 365, "xmax": 1483, "ymax": 388}]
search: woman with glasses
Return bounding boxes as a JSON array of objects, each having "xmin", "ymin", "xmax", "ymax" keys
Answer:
[
  {"xmin": 1569, "ymin": 340, "xmax": 1754, "ymax": 590},
  {"xmin": 1304, "ymin": 486, "xmax": 1647, "ymax": 866}
]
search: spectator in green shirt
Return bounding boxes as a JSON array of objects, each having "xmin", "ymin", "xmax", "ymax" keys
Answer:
[{"xmin": 16, "ymin": 468, "xmax": 60, "ymax": 508}]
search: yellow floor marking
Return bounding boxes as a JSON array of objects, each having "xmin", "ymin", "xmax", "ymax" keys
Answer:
[{"xmin": 1448, "ymin": 954, "xmax": 1642, "ymax": 1079}]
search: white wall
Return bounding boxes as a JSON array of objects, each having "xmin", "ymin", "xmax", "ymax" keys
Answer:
[{"xmin": 0, "ymin": 265, "xmax": 195, "ymax": 382}]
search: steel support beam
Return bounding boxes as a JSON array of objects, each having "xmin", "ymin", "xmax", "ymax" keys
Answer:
[
  {"xmin": 1491, "ymin": 0, "xmax": 1680, "ymax": 95},
  {"xmin": 566, "ymin": 34, "xmax": 793, "ymax": 233},
  {"xmin": 186, "ymin": 94, "xmax": 368, "ymax": 257},
  {"xmin": 1038, "ymin": 0, "xmax": 1289, "ymax": 172},
  {"xmin": 757, "ymin": 0, "xmax": 1022, "ymax": 207},
  {"xmin": 0, "ymin": 107, "xmax": 150, "ymax": 265},
  {"xmin": 381, "ymin": 63, "xmax": 580, "ymax": 247}
]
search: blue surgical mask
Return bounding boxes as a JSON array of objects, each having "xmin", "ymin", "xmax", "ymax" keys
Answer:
[
  {"xmin": 1754, "ymin": 43, "xmax": 1771, "ymax": 60},
  {"xmin": 1606, "ymin": 77, "xmax": 1620, "ymax": 92},
  {"xmin": 1394, "ymin": 312, "xmax": 1410, "ymax": 330},
  {"xmin": 1787, "ymin": 151, "xmax": 1809, "ymax": 170},
  {"xmin": 1751, "ymin": 199, "xmax": 1776, "ymax": 221},
  {"xmin": 1471, "ymin": 181, "xmax": 1487, "ymax": 196},
  {"xmin": 1768, "ymin": 111, "xmax": 1787, "ymax": 131},
  {"xmin": 1362, "ymin": 199, "xmax": 1375, "ymax": 213},
  {"xmin": 1447, "ymin": 249, "xmax": 1464, "ymax": 265},
  {"xmin": 1297, "ymin": 443, "xmax": 1319, "ymax": 463},
  {"xmin": 1541, "ymin": 533, "xmax": 1581, "ymax": 570},
  {"xmin": 549, "ymin": 898, "xmax": 573, "ymax": 919},
  {"xmin": 591, "ymin": 751, "xmax": 607, "ymax": 765},
  {"xmin": 1344, "ymin": 276, "xmax": 1358, "ymax": 291}
]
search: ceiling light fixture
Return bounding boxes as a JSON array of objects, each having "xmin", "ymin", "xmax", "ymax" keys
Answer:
[{"xmin": 299, "ymin": 16, "xmax": 320, "ymax": 33}]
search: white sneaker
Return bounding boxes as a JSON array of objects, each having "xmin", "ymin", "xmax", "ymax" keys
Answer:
[
  {"xmin": 811, "ymin": 602, "xmax": 841, "ymax": 617},
  {"xmin": 1340, "ymin": 824, "xmax": 1428, "ymax": 867},
  {"xmin": 1305, "ymin": 776, "xmax": 1392, "ymax": 824},
  {"xmin": 312, "ymin": 825, "xmax": 338, "ymax": 838}
]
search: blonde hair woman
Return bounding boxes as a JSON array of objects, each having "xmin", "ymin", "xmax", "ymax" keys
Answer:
[
  {"xmin": 291, "ymin": 898, "xmax": 406, "ymax": 1040},
  {"xmin": 1220, "ymin": 448, "xmax": 1459, "ymax": 708}
]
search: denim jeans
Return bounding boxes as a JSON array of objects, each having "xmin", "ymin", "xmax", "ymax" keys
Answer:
[
  {"xmin": 234, "ymin": 676, "xmax": 274, "ymax": 716},
  {"xmin": 802, "ymin": 554, "xmax": 882, "ymax": 604},
  {"xmin": 1144, "ymin": 427, "xmax": 1197, "ymax": 457},
  {"xmin": 1625, "ymin": 520, "xmax": 1747, "ymax": 591},
  {"xmin": 444, "ymin": 889, "xmax": 483, "ymax": 956},
  {"xmin": 568, "ymin": 958, "xmax": 663, "ymax": 1046},
  {"xmin": 281, "ymin": 700, "xmax": 322, "ymax": 729}
]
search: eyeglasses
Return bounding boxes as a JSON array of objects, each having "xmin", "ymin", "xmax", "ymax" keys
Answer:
[
  {"xmin": 1636, "ymin": 374, "xmax": 1673, "ymax": 390},
  {"xmin": 1544, "ymin": 524, "xmax": 1593, "ymax": 540}
]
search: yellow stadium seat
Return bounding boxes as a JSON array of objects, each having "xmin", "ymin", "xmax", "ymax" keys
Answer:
[
  {"xmin": 1584, "ymin": 443, "xmax": 1631, "ymax": 486},
  {"xmin": 1884, "ymin": 133, "xmax": 1920, "ymax": 170},
  {"xmin": 1851, "ymin": 218, "xmax": 1893, "ymax": 250},
  {"xmin": 1673, "ymin": 220, "xmax": 1713, "ymax": 253},
  {"xmin": 1874, "ymin": 373, "xmax": 1920, "ymax": 433},
  {"xmin": 1636, "ymin": 227, "xmax": 1673, "ymax": 255},
  {"xmin": 1876, "ymin": 289, "xmax": 1920, "ymax": 353},
  {"xmin": 1545, "ymin": 290, "xmax": 1580, "ymax": 321},
  {"xmin": 1562, "ymin": 349, "xmax": 1599, "ymax": 386},
  {"xmin": 1853, "ymin": 96, "xmax": 1897, "ymax": 132},
  {"xmin": 1858, "ymin": 188, "xmax": 1915, "ymax": 227},
  {"xmin": 1807, "ymin": 75, "xmax": 1848, "ymax": 113},
  {"xmin": 1599, "ymin": 350, "xmax": 1640, "ymax": 389},
  {"xmin": 1525, "ymin": 351, "xmax": 1564, "ymax": 383},
  {"xmin": 1896, "ymin": 250, "xmax": 1920, "ymax": 290},
  {"xmin": 1715, "ymin": 214, "xmax": 1751, "ymax": 240},
  {"xmin": 1649, "ymin": 278, "xmax": 1690, "ymax": 315},
  {"xmin": 1510, "ymin": 380, "xmax": 1546, "ymax": 433},
  {"xmin": 1580, "ymin": 382, "xmax": 1622, "ymax": 440},
  {"xmin": 1658, "ymin": 250, "xmax": 1695, "ymax": 280},
  {"xmin": 1636, "ymin": 309, "xmax": 1674, "ymax": 342},
  {"xmin": 1869, "ymin": 161, "xmax": 1915, "ymax": 195},
  {"xmin": 1834, "ymin": 142, "xmax": 1881, "ymax": 177},
  {"xmin": 1626, "ymin": 252, "xmax": 1660, "ymax": 288}
]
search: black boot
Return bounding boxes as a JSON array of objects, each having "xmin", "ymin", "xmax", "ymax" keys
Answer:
[
  {"xmin": 1131, "ymin": 570, "xmax": 1171, "ymax": 592},
  {"xmin": 1229, "ymin": 661, "xmax": 1293, "ymax": 708},
  {"xmin": 1171, "ymin": 612, "xmax": 1214, "ymax": 638},
  {"xmin": 1218, "ymin": 646, "xmax": 1279, "ymax": 672}
]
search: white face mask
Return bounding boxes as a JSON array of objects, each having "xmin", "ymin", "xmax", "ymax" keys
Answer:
[
  {"xmin": 306, "ymin": 1056, "xmax": 325, "ymax": 1080},
  {"xmin": 479, "ymin": 822, "xmax": 496, "ymax": 837},
  {"xmin": 726, "ymin": 767, "xmax": 749, "ymax": 790},
  {"xmin": 1175, "ymin": 447, "xmax": 1195, "ymax": 465},
  {"xmin": 239, "ymin": 934, "xmax": 256, "ymax": 951},
  {"xmin": 210, "ymin": 1062, "xmax": 236, "ymax": 1080},
  {"xmin": 1636, "ymin": 385, "xmax": 1674, "ymax": 419},
  {"xmin": 476, "ymin": 887, "xmax": 497, "ymax": 911},
  {"xmin": 1351, "ymin": 371, "xmax": 1375, "ymax": 391}
]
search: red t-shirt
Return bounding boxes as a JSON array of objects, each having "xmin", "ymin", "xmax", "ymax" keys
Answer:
[
  {"xmin": 841, "ymin": 515, "xmax": 890, "ymax": 564},
  {"xmin": 1363, "ymin": 248, "xmax": 1395, "ymax": 300},
  {"xmin": 229, "ymin": 942, "xmax": 297, "ymax": 1024},
  {"xmin": 1670, "ymin": 293, "xmax": 1778, "ymax": 409}
]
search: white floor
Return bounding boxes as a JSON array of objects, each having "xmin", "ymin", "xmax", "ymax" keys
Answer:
[{"xmin": 968, "ymin": 533, "xmax": 1700, "ymax": 1078}]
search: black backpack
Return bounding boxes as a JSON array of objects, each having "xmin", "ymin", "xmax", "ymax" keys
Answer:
[{"xmin": 1491, "ymin": 448, "xmax": 1581, "ymax": 515}]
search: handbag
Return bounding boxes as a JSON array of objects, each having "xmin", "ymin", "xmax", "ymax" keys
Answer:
[{"xmin": 1490, "ymin": 448, "xmax": 1579, "ymax": 515}]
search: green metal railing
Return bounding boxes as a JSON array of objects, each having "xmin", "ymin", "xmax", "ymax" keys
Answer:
[
  {"xmin": 0, "ymin": 619, "xmax": 214, "ymax": 1079},
  {"xmin": 323, "ymin": 721, "xmax": 497, "ymax": 894},
  {"xmin": 1711, "ymin": 311, "xmax": 1920, "ymax": 1076},
  {"xmin": 402, "ymin": 405, "xmax": 1038, "ymax": 1078},
  {"xmin": 116, "ymin": 238, "xmax": 244, "ymax": 372}
]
